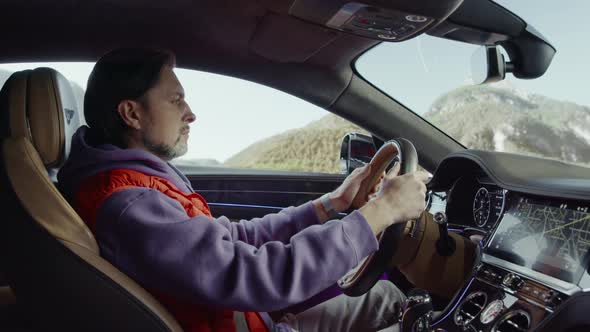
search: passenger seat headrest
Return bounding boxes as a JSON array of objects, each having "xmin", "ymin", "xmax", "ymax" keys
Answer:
[{"xmin": 0, "ymin": 67, "xmax": 80, "ymax": 168}]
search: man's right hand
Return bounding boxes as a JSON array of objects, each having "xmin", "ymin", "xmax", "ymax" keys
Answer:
[{"xmin": 358, "ymin": 162, "xmax": 430, "ymax": 235}]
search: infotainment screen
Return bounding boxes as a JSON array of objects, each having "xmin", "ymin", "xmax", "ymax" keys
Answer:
[{"xmin": 487, "ymin": 196, "xmax": 590, "ymax": 284}]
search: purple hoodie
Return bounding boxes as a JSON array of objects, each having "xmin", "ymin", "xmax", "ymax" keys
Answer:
[{"xmin": 58, "ymin": 126, "xmax": 379, "ymax": 328}]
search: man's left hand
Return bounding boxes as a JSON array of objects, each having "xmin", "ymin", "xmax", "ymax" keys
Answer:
[{"xmin": 330, "ymin": 164, "xmax": 384, "ymax": 213}]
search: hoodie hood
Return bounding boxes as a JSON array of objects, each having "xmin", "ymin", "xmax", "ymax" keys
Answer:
[{"xmin": 58, "ymin": 126, "xmax": 193, "ymax": 199}]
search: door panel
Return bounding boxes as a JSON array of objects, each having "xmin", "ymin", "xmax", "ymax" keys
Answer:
[{"xmin": 187, "ymin": 172, "xmax": 345, "ymax": 219}]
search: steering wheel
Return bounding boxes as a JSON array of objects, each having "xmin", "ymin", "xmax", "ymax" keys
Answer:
[{"xmin": 338, "ymin": 138, "xmax": 418, "ymax": 297}]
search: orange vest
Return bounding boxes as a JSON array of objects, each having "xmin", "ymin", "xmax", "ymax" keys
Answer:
[{"xmin": 74, "ymin": 169, "xmax": 269, "ymax": 332}]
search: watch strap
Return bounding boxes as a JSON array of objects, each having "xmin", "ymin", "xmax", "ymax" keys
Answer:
[{"xmin": 320, "ymin": 193, "xmax": 340, "ymax": 219}]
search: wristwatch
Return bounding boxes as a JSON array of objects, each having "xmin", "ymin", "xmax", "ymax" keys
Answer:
[{"xmin": 320, "ymin": 193, "xmax": 340, "ymax": 219}]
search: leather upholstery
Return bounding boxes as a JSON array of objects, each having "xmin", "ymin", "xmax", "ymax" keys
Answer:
[
  {"xmin": 0, "ymin": 68, "xmax": 183, "ymax": 331},
  {"xmin": 6, "ymin": 68, "xmax": 79, "ymax": 168},
  {"xmin": 0, "ymin": 286, "xmax": 16, "ymax": 306},
  {"xmin": 3, "ymin": 137, "xmax": 98, "ymax": 253}
]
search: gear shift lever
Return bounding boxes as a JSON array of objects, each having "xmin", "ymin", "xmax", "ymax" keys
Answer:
[
  {"xmin": 433, "ymin": 211, "xmax": 455, "ymax": 256},
  {"xmin": 401, "ymin": 289, "xmax": 433, "ymax": 332}
]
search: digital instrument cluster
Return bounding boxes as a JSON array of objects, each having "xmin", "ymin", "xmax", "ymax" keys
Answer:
[
  {"xmin": 445, "ymin": 176, "xmax": 508, "ymax": 235},
  {"xmin": 472, "ymin": 184, "xmax": 507, "ymax": 231}
]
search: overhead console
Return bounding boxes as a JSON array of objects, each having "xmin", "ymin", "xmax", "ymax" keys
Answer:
[{"xmin": 288, "ymin": 0, "xmax": 464, "ymax": 41}]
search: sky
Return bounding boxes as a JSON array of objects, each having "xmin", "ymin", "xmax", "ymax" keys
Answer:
[{"xmin": 1, "ymin": 0, "xmax": 587, "ymax": 162}]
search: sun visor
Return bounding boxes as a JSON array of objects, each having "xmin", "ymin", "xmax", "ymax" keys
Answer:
[
  {"xmin": 288, "ymin": 0, "xmax": 464, "ymax": 42},
  {"xmin": 249, "ymin": 13, "xmax": 340, "ymax": 63}
]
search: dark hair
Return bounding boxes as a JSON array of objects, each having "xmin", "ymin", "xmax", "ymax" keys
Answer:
[{"xmin": 84, "ymin": 48, "xmax": 175, "ymax": 147}]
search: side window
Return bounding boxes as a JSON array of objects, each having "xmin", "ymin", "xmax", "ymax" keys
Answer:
[
  {"xmin": 0, "ymin": 63, "xmax": 369, "ymax": 174},
  {"xmin": 0, "ymin": 69, "xmax": 11, "ymax": 87},
  {"xmin": 172, "ymin": 69, "xmax": 369, "ymax": 174}
]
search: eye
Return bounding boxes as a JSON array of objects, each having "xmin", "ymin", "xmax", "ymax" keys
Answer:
[{"xmin": 173, "ymin": 95, "xmax": 183, "ymax": 105}]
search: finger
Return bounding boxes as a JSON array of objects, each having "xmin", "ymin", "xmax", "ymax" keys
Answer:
[
  {"xmin": 350, "ymin": 165, "xmax": 366, "ymax": 178},
  {"xmin": 357, "ymin": 163, "xmax": 372, "ymax": 179},
  {"xmin": 414, "ymin": 171, "xmax": 431, "ymax": 183},
  {"xmin": 372, "ymin": 175, "xmax": 384, "ymax": 193},
  {"xmin": 368, "ymin": 183, "xmax": 379, "ymax": 195},
  {"xmin": 386, "ymin": 161, "xmax": 401, "ymax": 178},
  {"xmin": 420, "ymin": 182, "xmax": 427, "ymax": 194}
]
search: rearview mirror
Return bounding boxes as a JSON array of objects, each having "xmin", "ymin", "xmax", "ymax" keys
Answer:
[
  {"xmin": 471, "ymin": 45, "xmax": 514, "ymax": 84},
  {"xmin": 340, "ymin": 133, "xmax": 377, "ymax": 174}
]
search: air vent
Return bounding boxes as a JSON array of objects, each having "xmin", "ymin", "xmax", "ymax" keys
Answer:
[
  {"xmin": 454, "ymin": 291, "xmax": 487, "ymax": 326},
  {"xmin": 492, "ymin": 310, "xmax": 531, "ymax": 332}
]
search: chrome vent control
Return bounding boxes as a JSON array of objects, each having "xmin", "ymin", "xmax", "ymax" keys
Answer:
[
  {"xmin": 492, "ymin": 310, "xmax": 531, "ymax": 332},
  {"xmin": 454, "ymin": 291, "xmax": 487, "ymax": 327}
]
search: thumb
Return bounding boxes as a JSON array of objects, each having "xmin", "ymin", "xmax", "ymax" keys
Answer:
[{"xmin": 359, "ymin": 163, "xmax": 372, "ymax": 177}]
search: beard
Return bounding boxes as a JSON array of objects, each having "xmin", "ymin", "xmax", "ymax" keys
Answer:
[{"xmin": 142, "ymin": 133, "xmax": 187, "ymax": 161}]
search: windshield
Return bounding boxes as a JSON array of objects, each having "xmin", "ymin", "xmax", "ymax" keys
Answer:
[{"xmin": 356, "ymin": 0, "xmax": 590, "ymax": 167}]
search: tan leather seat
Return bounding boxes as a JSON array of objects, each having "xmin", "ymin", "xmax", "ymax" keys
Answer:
[{"xmin": 0, "ymin": 68, "xmax": 183, "ymax": 331}]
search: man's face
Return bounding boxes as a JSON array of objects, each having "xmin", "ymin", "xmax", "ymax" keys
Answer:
[{"xmin": 137, "ymin": 65, "xmax": 195, "ymax": 161}]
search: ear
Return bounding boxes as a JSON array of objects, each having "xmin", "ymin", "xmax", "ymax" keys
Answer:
[{"xmin": 116, "ymin": 100, "xmax": 144, "ymax": 130}]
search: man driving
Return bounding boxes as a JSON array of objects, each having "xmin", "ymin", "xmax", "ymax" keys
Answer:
[{"xmin": 57, "ymin": 48, "xmax": 429, "ymax": 332}]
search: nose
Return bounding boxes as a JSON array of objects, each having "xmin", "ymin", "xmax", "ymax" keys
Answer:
[{"xmin": 184, "ymin": 104, "xmax": 196, "ymax": 124}]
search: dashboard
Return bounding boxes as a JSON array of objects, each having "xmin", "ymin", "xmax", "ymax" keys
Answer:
[{"xmin": 423, "ymin": 149, "xmax": 590, "ymax": 332}]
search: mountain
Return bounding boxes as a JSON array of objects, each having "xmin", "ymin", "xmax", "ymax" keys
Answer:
[
  {"xmin": 173, "ymin": 158, "xmax": 223, "ymax": 167},
  {"xmin": 224, "ymin": 115, "xmax": 369, "ymax": 173},
  {"xmin": 425, "ymin": 84, "xmax": 590, "ymax": 165},
  {"xmin": 225, "ymin": 84, "xmax": 590, "ymax": 172}
]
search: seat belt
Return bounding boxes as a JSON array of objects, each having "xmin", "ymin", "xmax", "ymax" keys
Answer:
[{"xmin": 233, "ymin": 312, "xmax": 250, "ymax": 332}]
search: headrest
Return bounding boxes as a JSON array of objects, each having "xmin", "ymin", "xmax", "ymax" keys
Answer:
[{"xmin": 0, "ymin": 68, "xmax": 81, "ymax": 168}]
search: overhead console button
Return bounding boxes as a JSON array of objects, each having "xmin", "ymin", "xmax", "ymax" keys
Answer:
[{"xmin": 288, "ymin": 0, "xmax": 464, "ymax": 42}]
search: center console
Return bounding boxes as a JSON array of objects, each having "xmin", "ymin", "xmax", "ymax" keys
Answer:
[{"xmin": 431, "ymin": 262, "xmax": 568, "ymax": 331}]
